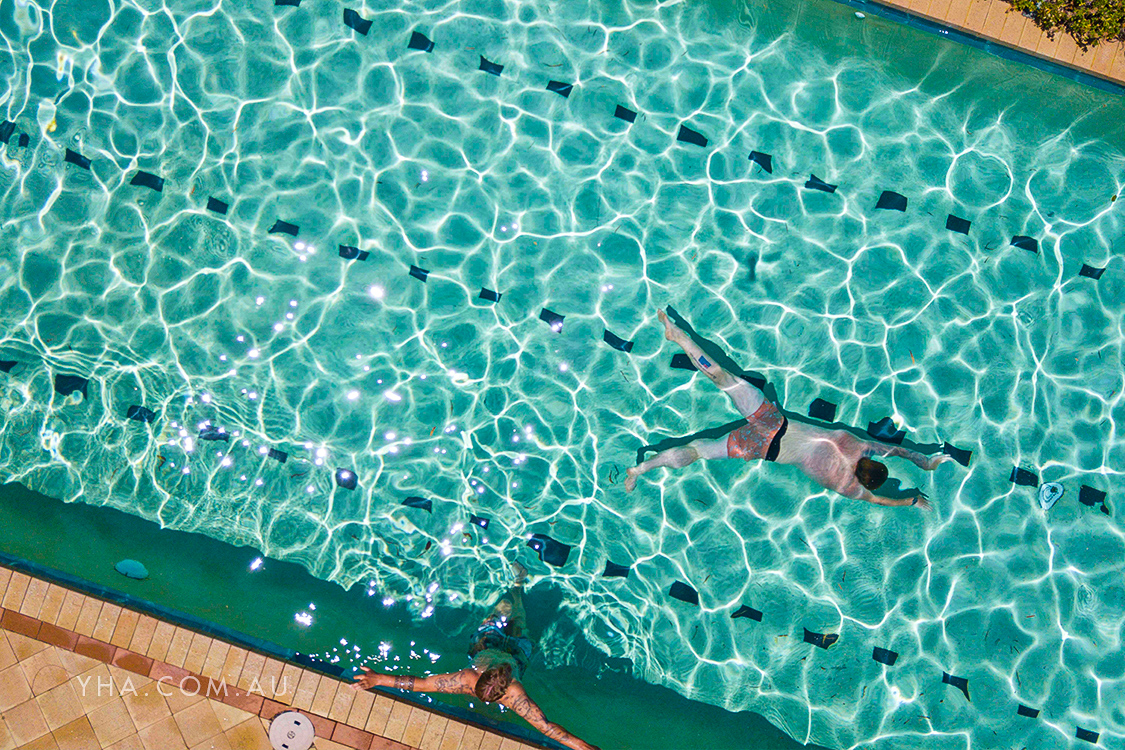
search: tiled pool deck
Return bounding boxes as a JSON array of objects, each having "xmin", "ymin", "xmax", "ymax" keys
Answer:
[
  {"xmin": 0, "ymin": 567, "xmax": 543, "ymax": 750},
  {"xmin": 876, "ymin": 0, "xmax": 1125, "ymax": 84}
]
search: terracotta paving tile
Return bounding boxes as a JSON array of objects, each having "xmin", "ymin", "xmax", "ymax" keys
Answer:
[
  {"xmin": 333, "ymin": 721, "xmax": 375, "ymax": 750},
  {"xmin": 145, "ymin": 621, "xmax": 176, "ymax": 662},
  {"xmin": 137, "ymin": 714, "xmax": 188, "ymax": 750},
  {"xmin": 210, "ymin": 700, "xmax": 255, "ymax": 732},
  {"xmin": 128, "ymin": 616, "xmax": 159, "ymax": 656},
  {"xmin": 458, "ymin": 725, "xmax": 485, "ymax": 750},
  {"xmin": 5, "ymin": 694, "xmax": 50, "ymax": 746},
  {"xmin": 363, "ymin": 693, "xmax": 394, "ymax": 735},
  {"xmin": 1, "ymin": 608, "xmax": 43, "ymax": 639},
  {"xmin": 401, "ymin": 706, "xmax": 433, "ymax": 748},
  {"xmin": 8, "ymin": 630, "xmax": 49, "ymax": 659},
  {"xmin": 258, "ymin": 698, "xmax": 288, "ymax": 722},
  {"xmin": 276, "ymin": 662, "xmax": 303, "ymax": 705},
  {"xmin": 164, "ymin": 628, "xmax": 195, "ymax": 669},
  {"xmin": 997, "ymin": 12, "xmax": 1029, "ymax": 47},
  {"xmin": 112, "ymin": 648, "xmax": 154, "ymax": 677},
  {"xmin": 0, "ymin": 631, "xmax": 14, "ymax": 671},
  {"xmin": 56, "ymin": 648, "xmax": 100, "ymax": 678},
  {"xmin": 940, "ymin": 0, "xmax": 971, "ymax": 25},
  {"xmin": 73, "ymin": 597, "xmax": 104, "ymax": 638},
  {"xmin": 21, "ymin": 731, "xmax": 60, "ymax": 750},
  {"xmin": 53, "ymin": 715, "xmax": 99, "ymax": 750},
  {"xmin": 290, "ymin": 669, "xmax": 321, "ymax": 710},
  {"xmin": 107, "ymin": 733, "xmax": 145, "ymax": 750},
  {"xmin": 347, "ymin": 688, "xmax": 376, "ymax": 729},
  {"xmin": 420, "ymin": 715, "xmax": 449, "ymax": 750},
  {"xmin": 0, "ymin": 568, "xmax": 12, "ymax": 600},
  {"xmin": 200, "ymin": 639, "xmax": 230, "ymax": 681},
  {"xmin": 216, "ymin": 683, "xmax": 264, "ymax": 715},
  {"xmin": 978, "ymin": 2, "xmax": 1009, "ymax": 39},
  {"xmin": 497, "ymin": 738, "xmax": 522, "ymax": 750},
  {"xmin": 255, "ymin": 658, "xmax": 285, "ymax": 700},
  {"xmin": 74, "ymin": 635, "xmax": 116, "ymax": 663},
  {"xmin": 37, "ymin": 681, "xmax": 85, "ymax": 731},
  {"xmin": 92, "ymin": 604, "xmax": 123, "ymax": 643},
  {"xmin": 182, "ymin": 633, "xmax": 213, "ymax": 674},
  {"xmin": 22, "ymin": 647, "xmax": 70, "ymax": 694},
  {"xmin": 54, "ymin": 591, "xmax": 85, "ymax": 632},
  {"xmin": 38, "ymin": 622, "xmax": 79, "ymax": 652},
  {"xmin": 150, "ymin": 660, "xmax": 192, "ymax": 685},
  {"xmin": 1034, "ymin": 28, "xmax": 1063, "ymax": 58},
  {"xmin": 224, "ymin": 716, "xmax": 272, "ymax": 750},
  {"xmin": 305, "ymin": 710, "xmax": 337, "ymax": 739},
  {"xmin": 0, "ymin": 661, "xmax": 34, "ymax": 710},
  {"xmin": 172, "ymin": 698, "xmax": 222, "ymax": 747},
  {"xmin": 1110, "ymin": 46, "xmax": 1125, "ymax": 81},
  {"xmin": 72, "ymin": 663, "xmax": 117, "ymax": 713},
  {"xmin": 477, "ymin": 733, "xmax": 503, "ymax": 750},
  {"xmin": 191, "ymin": 731, "xmax": 233, "ymax": 750},
  {"xmin": 111, "ymin": 610, "xmax": 141, "ymax": 649},
  {"xmin": 438, "ymin": 721, "xmax": 466, "ymax": 750},
  {"xmin": 961, "ymin": 0, "xmax": 991, "ymax": 32},
  {"xmin": 311, "ymin": 676, "xmax": 339, "ymax": 716},
  {"xmin": 370, "ymin": 736, "xmax": 415, "ymax": 750},
  {"xmin": 1089, "ymin": 42, "xmax": 1120, "ymax": 78},
  {"xmin": 328, "ymin": 682, "xmax": 355, "ymax": 722},
  {"xmin": 19, "ymin": 576, "xmax": 50, "ymax": 619},
  {"xmin": 1072, "ymin": 42, "xmax": 1101, "ymax": 72},
  {"xmin": 2, "ymin": 572, "xmax": 31, "ymax": 610},
  {"xmin": 907, "ymin": 0, "xmax": 933, "ymax": 19},
  {"xmin": 88, "ymin": 698, "xmax": 137, "ymax": 746},
  {"xmin": 121, "ymin": 683, "xmax": 172, "ymax": 731},
  {"xmin": 382, "ymin": 700, "xmax": 413, "ymax": 742},
  {"xmin": 235, "ymin": 650, "xmax": 265, "ymax": 692},
  {"xmin": 219, "ymin": 646, "xmax": 246, "ymax": 686}
]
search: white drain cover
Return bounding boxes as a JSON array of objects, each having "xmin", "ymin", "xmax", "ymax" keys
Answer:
[{"xmin": 269, "ymin": 711, "xmax": 315, "ymax": 750}]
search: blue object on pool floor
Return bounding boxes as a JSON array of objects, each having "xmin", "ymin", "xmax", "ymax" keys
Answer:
[
  {"xmin": 748, "ymin": 151, "xmax": 772, "ymax": 173},
  {"xmin": 676, "ymin": 124, "xmax": 707, "ymax": 147},
  {"xmin": 867, "ymin": 417, "xmax": 905, "ymax": 444},
  {"xmin": 875, "ymin": 191, "xmax": 907, "ymax": 211},
  {"xmin": 1011, "ymin": 235, "xmax": 1039, "ymax": 253},
  {"xmin": 943, "ymin": 442, "xmax": 972, "ymax": 466},
  {"xmin": 339, "ymin": 245, "xmax": 369, "ymax": 261},
  {"xmin": 540, "ymin": 308, "xmax": 564, "ymax": 332},
  {"xmin": 1079, "ymin": 263, "xmax": 1105, "ymax": 279},
  {"xmin": 1017, "ymin": 704, "xmax": 1040, "ymax": 719},
  {"xmin": 603, "ymin": 561, "xmax": 630, "ymax": 578},
  {"xmin": 872, "ymin": 646, "xmax": 897, "ymax": 665},
  {"xmin": 1010, "ymin": 467, "xmax": 1039, "ymax": 488},
  {"xmin": 603, "ymin": 330, "xmax": 633, "ymax": 352},
  {"xmin": 1038, "ymin": 482, "xmax": 1063, "ymax": 510},
  {"xmin": 65, "ymin": 149, "xmax": 91, "ymax": 170},
  {"xmin": 54, "ymin": 374, "xmax": 89, "ymax": 398},
  {"xmin": 479, "ymin": 288, "xmax": 502, "ymax": 303},
  {"xmin": 808, "ymin": 398, "xmax": 837, "ymax": 422},
  {"xmin": 942, "ymin": 672, "xmax": 970, "ymax": 701},
  {"xmin": 803, "ymin": 629, "xmax": 838, "ymax": 649},
  {"xmin": 614, "ymin": 105, "xmax": 637, "ymax": 123},
  {"xmin": 946, "ymin": 214, "xmax": 971, "ymax": 234},
  {"xmin": 479, "ymin": 56, "xmax": 504, "ymax": 76},
  {"xmin": 408, "ymin": 31, "xmax": 434, "ymax": 52},
  {"xmin": 409, "ymin": 265, "xmax": 429, "ymax": 282},
  {"xmin": 403, "ymin": 496, "xmax": 432, "ymax": 512},
  {"xmin": 115, "ymin": 559, "xmax": 149, "ymax": 580},
  {"xmin": 130, "ymin": 171, "xmax": 164, "ymax": 192},
  {"xmin": 804, "ymin": 174, "xmax": 837, "ymax": 193},
  {"xmin": 126, "ymin": 405, "xmax": 156, "ymax": 423},
  {"xmin": 207, "ymin": 197, "xmax": 229, "ymax": 215},
  {"xmin": 268, "ymin": 448, "xmax": 288, "ymax": 463},
  {"xmin": 343, "ymin": 8, "xmax": 372, "ymax": 34},
  {"xmin": 668, "ymin": 581, "xmax": 699, "ymax": 606},
  {"xmin": 547, "ymin": 81, "xmax": 573, "ymax": 98},
  {"xmin": 731, "ymin": 605, "xmax": 762, "ymax": 621},
  {"xmin": 527, "ymin": 533, "xmax": 571, "ymax": 567},
  {"xmin": 269, "ymin": 220, "xmax": 299, "ymax": 236}
]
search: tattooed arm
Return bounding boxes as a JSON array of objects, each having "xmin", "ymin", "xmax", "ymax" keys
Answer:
[
  {"xmin": 351, "ymin": 667, "xmax": 475, "ymax": 695},
  {"xmin": 501, "ymin": 681, "xmax": 601, "ymax": 750},
  {"xmin": 864, "ymin": 441, "xmax": 953, "ymax": 471}
]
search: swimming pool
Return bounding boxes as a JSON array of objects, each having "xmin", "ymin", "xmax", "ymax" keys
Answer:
[{"xmin": 1, "ymin": 0, "xmax": 1123, "ymax": 747}]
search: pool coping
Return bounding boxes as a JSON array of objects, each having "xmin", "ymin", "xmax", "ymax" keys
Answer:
[
  {"xmin": 821, "ymin": 0, "xmax": 1125, "ymax": 95},
  {"xmin": 0, "ymin": 552, "xmax": 561, "ymax": 750}
]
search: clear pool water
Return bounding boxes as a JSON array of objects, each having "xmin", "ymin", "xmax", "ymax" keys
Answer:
[{"xmin": 1, "ymin": 0, "xmax": 1123, "ymax": 747}]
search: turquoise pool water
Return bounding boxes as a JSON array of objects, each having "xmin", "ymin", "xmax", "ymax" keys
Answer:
[{"xmin": 1, "ymin": 0, "xmax": 1123, "ymax": 747}]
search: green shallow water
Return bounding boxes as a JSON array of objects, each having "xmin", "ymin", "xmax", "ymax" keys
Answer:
[{"xmin": 0, "ymin": 0, "xmax": 1124, "ymax": 747}]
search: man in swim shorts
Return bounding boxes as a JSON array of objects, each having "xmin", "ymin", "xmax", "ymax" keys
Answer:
[
  {"xmin": 624, "ymin": 309, "xmax": 954, "ymax": 506},
  {"xmin": 352, "ymin": 562, "xmax": 600, "ymax": 750}
]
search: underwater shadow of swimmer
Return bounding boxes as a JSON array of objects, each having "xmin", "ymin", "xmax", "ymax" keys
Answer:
[{"xmin": 637, "ymin": 307, "xmax": 943, "ymax": 500}]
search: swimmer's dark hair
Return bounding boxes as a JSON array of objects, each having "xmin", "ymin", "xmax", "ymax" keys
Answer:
[
  {"xmin": 474, "ymin": 664, "xmax": 513, "ymax": 702},
  {"xmin": 855, "ymin": 457, "xmax": 888, "ymax": 491}
]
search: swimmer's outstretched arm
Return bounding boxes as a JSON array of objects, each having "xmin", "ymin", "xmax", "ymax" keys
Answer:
[
  {"xmin": 503, "ymin": 681, "xmax": 602, "ymax": 750},
  {"xmin": 855, "ymin": 486, "xmax": 931, "ymax": 509},
  {"xmin": 864, "ymin": 442, "xmax": 953, "ymax": 471},
  {"xmin": 350, "ymin": 667, "xmax": 475, "ymax": 694}
]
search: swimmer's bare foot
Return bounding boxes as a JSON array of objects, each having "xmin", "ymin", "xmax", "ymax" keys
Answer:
[
  {"xmin": 625, "ymin": 466, "xmax": 639, "ymax": 492},
  {"xmin": 511, "ymin": 561, "xmax": 528, "ymax": 586},
  {"xmin": 657, "ymin": 309, "xmax": 680, "ymax": 342}
]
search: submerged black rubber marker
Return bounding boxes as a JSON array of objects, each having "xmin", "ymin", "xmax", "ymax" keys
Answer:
[
  {"xmin": 207, "ymin": 197, "xmax": 229, "ymax": 215},
  {"xmin": 748, "ymin": 151, "xmax": 773, "ymax": 173},
  {"xmin": 804, "ymin": 174, "xmax": 837, "ymax": 193},
  {"xmin": 527, "ymin": 533, "xmax": 571, "ymax": 567},
  {"xmin": 668, "ymin": 581, "xmax": 699, "ymax": 606},
  {"xmin": 403, "ymin": 496, "xmax": 433, "ymax": 512},
  {"xmin": 872, "ymin": 646, "xmax": 898, "ymax": 666},
  {"xmin": 409, "ymin": 265, "xmax": 429, "ymax": 282},
  {"xmin": 470, "ymin": 514, "xmax": 489, "ymax": 529},
  {"xmin": 335, "ymin": 468, "xmax": 358, "ymax": 490},
  {"xmin": 867, "ymin": 416, "xmax": 905, "ymax": 444},
  {"xmin": 676, "ymin": 124, "xmax": 707, "ymax": 147},
  {"xmin": 199, "ymin": 425, "xmax": 229, "ymax": 442},
  {"xmin": 54, "ymin": 374, "xmax": 89, "ymax": 398},
  {"xmin": 603, "ymin": 329, "xmax": 633, "ymax": 352},
  {"xmin": 0, "ymin": 360, "xmax": 17, "ymax": 373},
  {"xmin": 408, "ymin": 31, "xmax": 434, "ymax": 51},
  {"xmin": 479, "ymin": 56, "xmax": 503, "ymax": 76},
  {"xmin": 269, "ymin": 220, "xmax": 298, "ymax": 236},
  {"xmin": 803, "ymin": 629, "xmax": 839, "ymax": 649},
  {"xmin": 614, "ymin": 105, "xmax": 637, "ymax": 123},
  {"xmin": 1016, "ymin": 704, "xmax": 1040, "ymax": 719},
  {"xmin": 275, "ymin": 0, "xmax": 300, "ymax": 5},
  {"xmin": 603, "ymin": 561, "xmax": 630, "ymax": 578},
  {"xmin": 338, "ymin": 245, "xmax": 369, "ymax": 261},
  {"xmin": 546, "ymin": 80, "xmax": 573, "ymax": 98},
  {"xmin": 942, "ymin": 672, "xmax": 970, "ymax": 701},
  {"xmin": 1011, "ymin": 235, "xmax": 1039, "ymax": 253},
  {"xmin": 540, "ymin": 308, "xmax": 564, "ymax": 332},
  {"xmin": 343, "ymin": 8, "xmax": 372, "ymax": 34},
  {"xmin": 875, "ymin": 191, "xmax": 907, "ymax": 211},
  {"xmin": 1009, "ymin": 467, "xmax": 1039, "ymax": 488},
  {"xmin": 64, "ymin": 149, "xmax": 91, "ymax": 170},
  {"xmin": 946, "ymin": 215, "xmax": 971, "ymax": 234},
  {"xmin": 943, "ymin": 442, "xmax": 972, "ymax": 467},
  {"xmin": 17, "ymin": 133, "xmax": 28, "ymax": 148},
  {"xmin": 731, "ymin": 605, "xmax": 762, "ymax": 621},
  {"xmin": 0, "ymin": 121, "xmax": 14, "ymax": 143},
  {"xmin": 1079, "ymin": 264, "xmax": 1106, "ymax": 279},
  {"xmin": 130, "ymin": 171, "xmax": 164, "ymax": 192},
  {"xmin": 125, "ymin": 405, "xmax": 156, "ymax": 423},
  {"xmin": 1076, "ymin": 727, "xmax": 1099, "ymax": 744},
  {"xmin": 268, "ymin": 448, "xmax": 288, "ymax": 463},
  {"xmin": 479, "ymin": 288, "xmax": 501, "ymax": 302},
  {"xmin": 1079, "ymin": 485, "xmax": 1106, "ymax": 507},
  {"xmin": 808, "ymin": 398, "xmax": 837, "ymax": 422}
]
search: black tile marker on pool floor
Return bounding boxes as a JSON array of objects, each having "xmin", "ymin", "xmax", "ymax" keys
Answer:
[
  {"xmin": 64, "ymin": 148, "xmax": 91, "ymax": 169},
  {"xmin": 479, "ymin": 288, "xmax": 501, "ymax": 302},
  {"xmin": 603, "ymin": 330, "xmax": 633, "ymax": 352},
  {"xmin": 206, "ymin": 197, "xmax": 229, "ymax": 215},
  {"xmin": 1076, "ymin": 727, "xmax": 1099, "ymax": 744},
  {"xmin": 338, "ymin": 245, "xmax": 369, "ymax": 261},
  {"xmin": 408, "ymin": 31, "xmax": 435, "ymax": 52},
  {"xmin": 1010, "ymin": 467, "xmax": 1039, "ymax": 488},
  {"xmin": 668, "ymin": 581, "xmax": 699, "ymax": 606},
  {"xmin": 872, "ymin": 646, "xmax": 897, "ymax": 666},
  {"xmin": 1016, "ymin": 704, "xmax": 1040, "ymax": 719},
  {"xmin": 479, "ymin": 56, "xmax": 504, "ymax": 76},
  {"xmin": 676, "ymin": 124, "xmax": 707, "ymax": 147},
  {"xmin": 875, "ymin": 191, "xmax": 907, "ymax": 211},
  {"xmin": 0, "ymin": 121, "xmax": 14, "ymax": 143},
  {"xmin": 603, "ymin": 561, "xmax": 630, "ymax": 578},
  {"xmin": 947, "ymin": 214, "xmax": 971, "ymax": 234},
  {"xmin": 547, "ymin": 81, "xmax": 573, "ymax": 98},
  {"xmin": 1079, "ymin": 263, "xmax": 1106, "ymax": 279},
  {"xmin": 540, "ymin": 308, "xmax": 564, "ymax": 332},
  {"xmin": 409, "ymin": 265, "xmax": 429, "ymax": 282},
  {"xmin": 803, "ymin": 629, "xmax": 838, "ymax": 649},
  {"xmin": 275, "ymin": 0, "xmax": 301, "ymax": 5},
  {"xmin": 808, "ymin": 398, "xmax": 837, "ymax": 422},
  {"xmin": 748, "ymin": 151, "xmax": 772, "ymax": 173},
  {"xmin": 269, "ymin": 220, "xmax": 299, "ymax": 236},
  {"xmin": 527, "ymin": 533, "xmax": 570, "ymax": 567},
  {"xmin": 942, "ymin": 672, "xmax": 970, "ymax": 701},
  {"xmin": 130, "ymin": 171, "xmax": 164, "ymax": 192},
  {"xmin": 942, "ymin": 442, "xmax": 972, "ymax": 467},
  {"xmin": 53, "ymin": 374, "xmax": 89, "ymax": 398},
  {"xmin": 402, "ymin": 496, "xmax": 433, "ymax": 512},
  {"xmin": 17, "ymin": 133, "xmax": 28, "ymax": 148},
  {"xmin": 125, "ymin": 405, "xmax": 156, "ymax": 423},
  {"xmin": 867, "ymin": 416, "xmax": 905, "ymax": 444},
  {"xmin": 199, "ymin": 425, "xmax": 229, "ymax": 442},
  {"xmin": 469, "ymin": 514, "xmax": 489, "ymax": 529},
  {"xmin": 343, "ymin": 8, "xmax": 372, "ymax": 35},
  {"xmin": 0, "ymin": 361, "xmax": 16, "ymax": 373},
  {"xmin": 731, "ymin": 605, "xmax": 762, "ymax": 621},
  {"xmin": 267, "ymin": 447, "xmax": 288, "ymax": 463},
  {"xmin": 1079, "ymin": 484, "xmax": 1110, "ymax": 515},
  {"xmin": 804, "ymin": 174, "xmax": 837, "ymax": 193},
  {"xmin": 1011, "ymin": 235, "xmax": 1039, "ymax": 253},
  {"xmin": 614, "ymin": 105, "xmax": 637, "ymax": 123}
]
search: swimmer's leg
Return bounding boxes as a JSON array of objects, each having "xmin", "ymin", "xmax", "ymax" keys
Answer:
[
  {"xmin": 658, "ymin": 310, "xmax": 764, "ymax": 418},
  {"xmin": 483, "ymin": 562, "xmax": 529, "ymax": 631},
  {"xmin": 625, "ymin": 437, "xmax": 729, "ymax": 492}
]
